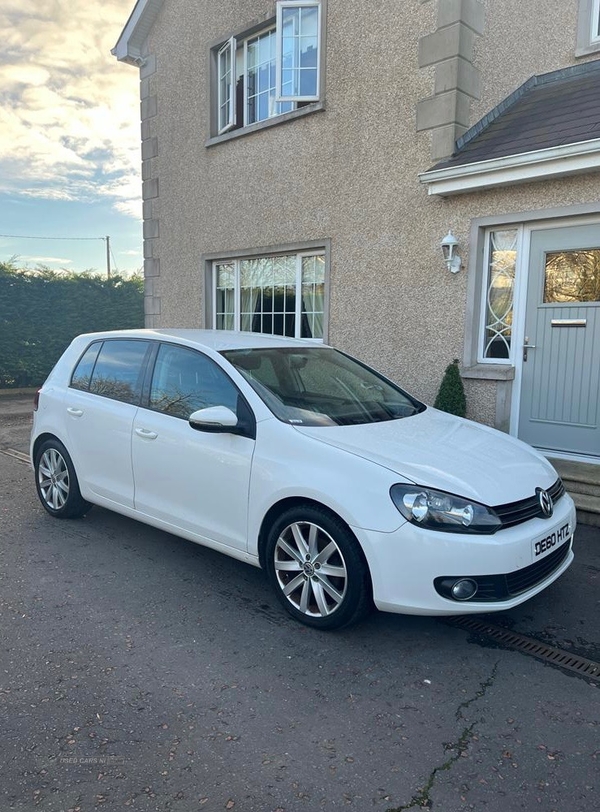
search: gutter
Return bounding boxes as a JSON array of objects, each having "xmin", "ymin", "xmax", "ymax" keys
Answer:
[{"xmin": 419, "ymin": 138, "xmax": 600, "ymax": 197}]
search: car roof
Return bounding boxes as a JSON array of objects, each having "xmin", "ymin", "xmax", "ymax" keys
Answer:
[{"xmin": 74, "ymin": 328, "xmax": 327, "ymax": 352}]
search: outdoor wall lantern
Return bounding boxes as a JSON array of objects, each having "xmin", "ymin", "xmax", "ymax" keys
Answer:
[{"xmin": 441, "ymin": 230, "xmax": 461, "ymax": 273}]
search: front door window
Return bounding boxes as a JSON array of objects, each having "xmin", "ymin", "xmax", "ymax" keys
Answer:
[
  {"xmin": 149, "ymin": 344, "xmax": 239, "ymax": 419},
  {"xmin": 544, "ymin": 248, "xmax": 600, "ymax": 303}
]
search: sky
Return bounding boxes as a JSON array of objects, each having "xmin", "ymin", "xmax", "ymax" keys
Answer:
[{"xmin": 0, "ymin": 0, "xmax": 143, "ymax": 276}]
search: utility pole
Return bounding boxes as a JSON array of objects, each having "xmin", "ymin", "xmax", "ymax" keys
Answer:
[{"xmin": 105, "ymin": 236, "xmax": 111, "ymax": 278}]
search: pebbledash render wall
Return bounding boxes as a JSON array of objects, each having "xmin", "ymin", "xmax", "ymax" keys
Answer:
[{"xmin": 135, "ymin": 0, "xmax": 600, "ymax": 426}]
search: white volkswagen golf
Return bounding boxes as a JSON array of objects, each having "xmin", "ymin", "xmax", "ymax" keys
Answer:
[{"xmin": 31, "ymin": 329, "xmax": 576, "ymax": 629}]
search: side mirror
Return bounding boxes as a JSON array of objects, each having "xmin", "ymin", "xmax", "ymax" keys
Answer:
[{"xmin": 188, "ymin": 406, "xmax": 238, "ymax": 432}]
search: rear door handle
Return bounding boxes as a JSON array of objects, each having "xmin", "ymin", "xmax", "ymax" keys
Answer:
[
  {"xmin": 135, "ymin": 428, "xmax": 158, "ymax": 440},
  {"xmin": 66, "ymin": 407, "xmax": 83, "ymax": 417}
]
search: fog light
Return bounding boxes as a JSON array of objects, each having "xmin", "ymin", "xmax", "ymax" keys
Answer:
[{"xmin": 451, "ymin": 578, "xmax": 478, "ymax": 601}]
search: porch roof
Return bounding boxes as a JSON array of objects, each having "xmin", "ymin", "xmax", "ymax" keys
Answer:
[{"xmin": 420, "ymin": 59, "xmax": 600, "ymax": 196}]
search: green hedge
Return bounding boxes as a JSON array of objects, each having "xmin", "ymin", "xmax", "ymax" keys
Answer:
[{"xmin": 0, "ymin": 262, "xmax": 144, "ymax": 388}]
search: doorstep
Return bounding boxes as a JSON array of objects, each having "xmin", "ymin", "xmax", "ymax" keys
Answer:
[{"xmin": 549, "ymin": 458, "xmax": 600, "ymax": 528}]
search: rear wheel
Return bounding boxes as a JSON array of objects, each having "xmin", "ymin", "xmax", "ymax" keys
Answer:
[
  {"xmin": 265, "ymin": 505, "xmax": 372, "ymax": 630},
  {"xmin": 34, "ymin": 439, "xmax": 91, "ymax": 519}
]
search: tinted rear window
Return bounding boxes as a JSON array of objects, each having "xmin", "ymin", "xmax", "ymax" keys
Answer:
[
  {"xmin": 71, "ymin": 340, "xmax": 150, "ymax": 405},
  {"xmin": 70, "ymin": 341, "xmax": 102, "ymax": 391}
]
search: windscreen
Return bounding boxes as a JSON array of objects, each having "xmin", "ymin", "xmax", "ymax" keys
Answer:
[{"xmin": 221, "ymin": 347, "xmax": 425, "ymax": 427}]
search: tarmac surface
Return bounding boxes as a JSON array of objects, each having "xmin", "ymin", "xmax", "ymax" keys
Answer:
[{"xmin": 0, "ymin": 392, "xmax": 598, "ymax": 811}]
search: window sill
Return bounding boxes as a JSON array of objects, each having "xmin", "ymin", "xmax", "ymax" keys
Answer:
[
  {"xmin": 461, "ymin": 364, "xmax": 515, "ymax": 381},
  {"xmin": 575, "ymin": 41, "xmax": 600, "ymax": 57},
  {"xmin": 206, "ymin": 101, "xmax": 325, "ymax": 147}
]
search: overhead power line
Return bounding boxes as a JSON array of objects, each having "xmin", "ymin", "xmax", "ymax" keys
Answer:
[
  {"xmin": 0, "ymin": 234, "xmax": 105, "ymax": 241},
  {"xmin": 0, "ymin": 233, "xmax": 114, "ymax": 277}
]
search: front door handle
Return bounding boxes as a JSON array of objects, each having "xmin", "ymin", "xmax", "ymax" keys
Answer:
[
  {"xmin": 135, "ymin": 428, "xmax": 158, "ymax": 440},
  {"xmin": 523, "ymin": 337, "xmax": 536, "ymax": 362},
  {"xmin": 66, "ymin": 407, "xmax": 83, "ymax": 417}
]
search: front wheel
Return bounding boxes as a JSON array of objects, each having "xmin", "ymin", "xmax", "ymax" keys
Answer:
[
  {"xmin": 265, "ymin": 505, "xmax": 372, "ymax": 630},
  {"xmin": 34, "ymin": 439, "xmax": 92, "ymax": 519}
]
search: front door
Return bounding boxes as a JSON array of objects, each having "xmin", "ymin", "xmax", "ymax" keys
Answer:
[
  {"xmin": 131, "ymin": 342, "xmax": 255, "ymax": 551},
  {"xmin": 518, "ymin": 224, "xmax": 600, "ymax": 456}
]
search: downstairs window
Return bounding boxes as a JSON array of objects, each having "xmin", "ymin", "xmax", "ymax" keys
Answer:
[{"xmin": 213, "ymin": 251, "xmax": 326, "ymax": 340}]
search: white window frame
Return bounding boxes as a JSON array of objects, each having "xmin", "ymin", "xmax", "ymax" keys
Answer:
[
  {"xmin": 592, "ymin": 0, "xmax": 600, "ymax": 40},
  {"xmin": 217, "ymin": 36, "xmax": 236, "ymax": 134},
  {"xmin": 275, "ymin": 1, "xmax": 321, "ymax": 103},
  {"xmin": 576, "ymin": 0, "xmax": 600, "ymax": 55},
  {"xmin": 212, "ymin": 251, "xmax": 325, "ymax": 341},
  {"xmin": 477, "ymin": 226, "xmax": 525, "ymax": 365},
  {"xmin": 243, "ymin": 28, "xmax": 292, "ymax": 127}
]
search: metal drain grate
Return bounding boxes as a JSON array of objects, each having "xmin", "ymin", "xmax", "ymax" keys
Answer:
[{"xmin": 445, "ymin": 616, "xmax": 600, "ymax": 679}]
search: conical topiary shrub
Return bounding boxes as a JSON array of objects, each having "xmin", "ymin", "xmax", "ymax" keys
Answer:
[{"xmin": 434, "ymin": 359, "xmax": 466, "ymax": 417}]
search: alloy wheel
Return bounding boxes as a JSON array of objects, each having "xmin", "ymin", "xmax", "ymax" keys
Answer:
[
  {"xmin": 38, "ymin": 448, "xmax": 70, "ymax": 511},
  {"xmin": 274, "ymin": 521, "xmax": 348, "ymax": 617}
]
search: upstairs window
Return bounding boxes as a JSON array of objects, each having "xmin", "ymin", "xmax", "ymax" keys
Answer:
[
  {"xmin": 215, "ymin": 1, "xmax": 322, "ymax": 135},
  {"xmin": 218, "ymin": 37, "xmax": 235, "ymax": 133},
  {"xmin": 246, "ymin": 28, "xmax": 294, "ymax": 125},
  {"xmin": 276, "ymin": 1, "xmax": 321, "ymax": 102}
]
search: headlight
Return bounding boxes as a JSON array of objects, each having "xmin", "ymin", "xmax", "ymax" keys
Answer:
[{"xmin": 390, "ymin": 484, "xmax": 501, "ymax": 534}]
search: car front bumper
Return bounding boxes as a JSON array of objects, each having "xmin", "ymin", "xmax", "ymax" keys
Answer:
[{"xmin": 353, "ymin": 492, "xmax": 577, "ymax": 616}]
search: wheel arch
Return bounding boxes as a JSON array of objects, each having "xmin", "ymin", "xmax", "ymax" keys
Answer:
[
  {"xmin": 32, "ymin": 432, "xmax": 64, "ymax": 462},
  {"xmin": 257, "ymin": 497, "xmax": 372, "ymax": 591},
  {"xmin": 32, "ymin": 433, "xmax": 91, "ymax": 519}
]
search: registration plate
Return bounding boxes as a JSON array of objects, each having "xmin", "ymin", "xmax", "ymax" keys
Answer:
[{"xmin": 532, "ymin": 522, "xmax": 570, "ymax": 559}]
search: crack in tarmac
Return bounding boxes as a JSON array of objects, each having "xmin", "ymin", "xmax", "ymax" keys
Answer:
[{"xmin": 387, "ymin": 662, "xmax": 499, "ymax": 811}]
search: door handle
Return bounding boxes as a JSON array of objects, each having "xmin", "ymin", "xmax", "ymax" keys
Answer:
[
  {"xmin": 523, "ymin": 337, "xmax": 536, "ymax": 362},
  {"xmin": 66, "ymin": 407, "xmax": 83, "ymax": 417},
  {"xmin": 135, "ymin": 428, "xmax": 158, "ymax": 440}
]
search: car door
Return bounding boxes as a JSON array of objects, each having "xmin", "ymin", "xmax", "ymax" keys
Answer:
[
  {"xmin": 65, "ymin": 338, "xmax": 152, "ymax": 508},
  {"xmin": 131, "ymin": 343, "xmax": 256, "ymax": 551}
]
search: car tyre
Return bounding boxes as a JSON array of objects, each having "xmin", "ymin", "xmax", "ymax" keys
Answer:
[
  {"xmin": 34, "ymin": 439, "xmax": 92, "ymax": 519},
  {"xmin": 265, "ymin": 504, "xmax": 372, "ymax": 630}
]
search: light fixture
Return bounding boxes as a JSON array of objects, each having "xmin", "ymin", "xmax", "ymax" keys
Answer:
[{"xmin": 441, "ymin": 230, "xmax": 461, "ymax": 273}]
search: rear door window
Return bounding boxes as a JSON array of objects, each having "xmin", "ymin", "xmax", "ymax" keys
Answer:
[
  {"xmin": 70, "ymin": 341, "xmax": 102, "ymax": 391},
  {"xmin": 71, "ymin": 340, "xmax": 150, "ymax": 405}
]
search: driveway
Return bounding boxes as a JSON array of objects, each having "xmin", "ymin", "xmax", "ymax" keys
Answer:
[
  {"xmin": 0, "ymin": 394, "xmax": 598, "ymax": 811},
  {"xmin": 0, "ymin": 392, "xmax": 34, "ymax": 459}
]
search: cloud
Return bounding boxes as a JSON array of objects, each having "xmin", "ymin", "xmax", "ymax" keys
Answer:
[
  {"xmin": 0, "ymin": 1, "xmax": 141, "ymax": 218},
  {"xmin": 22, "ymin": 255, "xmax": 73, "ymax": 265}
]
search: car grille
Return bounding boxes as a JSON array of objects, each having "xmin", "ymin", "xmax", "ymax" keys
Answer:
[
  {"xmin": 493, "ymin": 478, "xmax": 565, "ymax": 529},
  {"xmin": 434, "ymin": 539, "xmax": 572, "ymax": 603}
]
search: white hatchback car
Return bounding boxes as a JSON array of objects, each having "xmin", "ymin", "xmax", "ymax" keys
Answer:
[{"xmin": 31, "ymin": 329, "xmax": 576, "ymax": 629}]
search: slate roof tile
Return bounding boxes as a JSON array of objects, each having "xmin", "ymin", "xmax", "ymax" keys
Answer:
[{"xmin": 431, "ymin": 60, "xmax": 600, "ymax": 170}]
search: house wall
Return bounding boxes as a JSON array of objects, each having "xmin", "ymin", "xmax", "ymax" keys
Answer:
[{"xmin": 137, "ymin": 0, "xmax": 599, "ymax": 424}]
